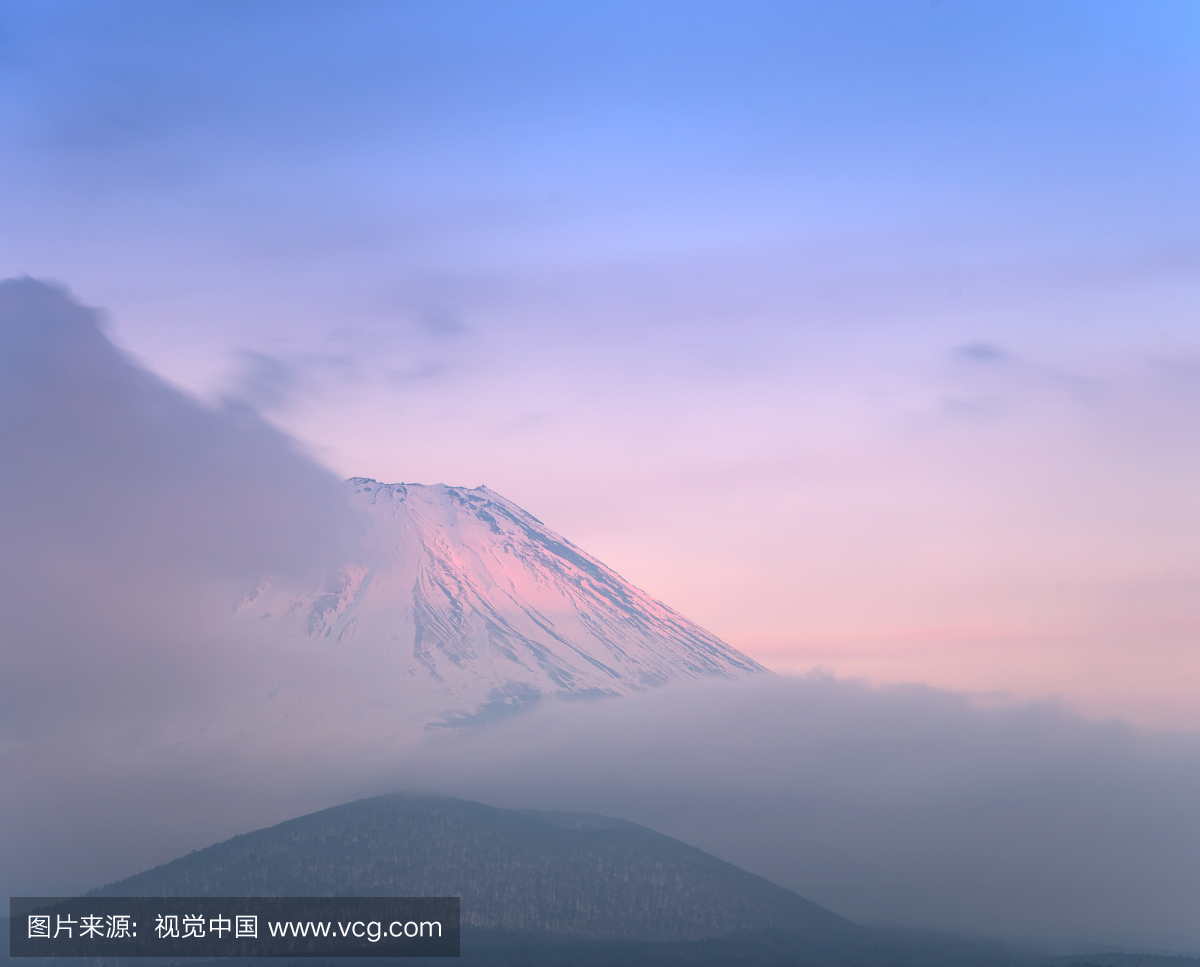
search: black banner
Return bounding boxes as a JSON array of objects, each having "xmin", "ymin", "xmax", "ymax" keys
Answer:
[{"xmin": 9, "ymin": 897, "xmax": 460, "ymax": 958}]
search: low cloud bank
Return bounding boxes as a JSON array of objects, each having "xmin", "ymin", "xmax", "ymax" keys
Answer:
[
  {"xmin": 7, "ymin": 676, "xmax": 1198, "ymax": 952},
  {"xmin": 402, "ymin": 678, "xmax": 1200, "ymax": 950},
  {"xmin": 2, "ymin": 280, "xmax": 1198, "ymax": 954}
]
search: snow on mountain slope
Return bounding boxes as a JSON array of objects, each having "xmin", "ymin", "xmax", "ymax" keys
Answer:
[{"xmin": 239, "ymin": 479, "xmax": 766, "ymax": 728}]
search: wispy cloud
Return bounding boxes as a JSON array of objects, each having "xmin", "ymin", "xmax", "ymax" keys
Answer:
[{"xmin": 228, "ymin": 349, "xmax": 300, "ymax": 410}]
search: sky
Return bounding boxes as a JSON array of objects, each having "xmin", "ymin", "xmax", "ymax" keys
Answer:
[
  {"xmin": 3, "ymin": 3, "xmax": 1200, "ymax": 948},
  {"xmin": 4, "ymin": 2, "xmax": 1200, "ymax": 725}
]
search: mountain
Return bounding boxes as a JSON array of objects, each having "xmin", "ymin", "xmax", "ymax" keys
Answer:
[
  {"xmin": 81, "ymin": 794, "xmax": 1035, "ymax": 967},
  {"xmin": 89, "ymin": 794, "xmax": 846, "ymax": 942},
  {"xmin": 239, "ymin": 479, "xmax": 765, "ymax": 728}
]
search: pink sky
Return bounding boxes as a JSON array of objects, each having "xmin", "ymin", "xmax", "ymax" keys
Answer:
[
  {"xmin": 171, "ymin": 252, "xmax": 1192, "ymax": 731},
  {"xmin": 5, "ymin": 3, "xmax": 1200, "ymax": 728}
]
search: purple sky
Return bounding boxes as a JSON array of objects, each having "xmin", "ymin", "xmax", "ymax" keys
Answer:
[{"xmin": 3, "ymin": 5, "xmax": 1200, "ymax": 725}]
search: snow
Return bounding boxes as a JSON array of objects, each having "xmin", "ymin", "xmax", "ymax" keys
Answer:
[{"xmin": 239, "ymin": 478, "xmax": 766, "ymax": 728}]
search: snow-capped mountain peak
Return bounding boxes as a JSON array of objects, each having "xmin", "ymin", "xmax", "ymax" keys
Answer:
[{"xmin": 240, "ymin": 478, "xmax": 766, "ymax": 728}]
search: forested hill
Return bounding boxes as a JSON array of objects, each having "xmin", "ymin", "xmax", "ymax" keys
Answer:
[{"xmin": 88, "ymin": 794, "xmax": 847, "ymax": 943}]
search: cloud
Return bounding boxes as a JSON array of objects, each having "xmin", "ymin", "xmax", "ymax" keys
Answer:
[
  {"xmin": 0, "ymin": 278, "xmax": 353, "ymax": 573},
  {"xmin": 228, "ymin": 349, "xmax": 301, "ymax": 410},
  {"xmin": 2, "ymin": 279, "xmax": 1199, "ymax": 955},
  {"xmin": 419, "ymin": 309, "xmax": 469, "ymax": 337},
  {"xmin": 0, "ymin": 276, "xmax": 356, "ymax": 760},
  {"xmin": 6, "ymin": 671, "xmax": 1198, "ymax": 953},
  {"xmin": 387, "ymin": 362, "xmax": 449, "ymax": 388},
  {"xmin": 954, "ymin": 341, "xmax": 1010, "ymax": 363},
  {"xmin": 399, "ymin": 677, "xmax": 1200, "ymax": 951}
]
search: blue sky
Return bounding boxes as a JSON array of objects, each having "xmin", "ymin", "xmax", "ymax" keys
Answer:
[{"xmin": 4, "ymin": 1, "xmax": 1200, "ymax": 723}]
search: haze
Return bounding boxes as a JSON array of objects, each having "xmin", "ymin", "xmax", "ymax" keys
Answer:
[
  {"xmin": 2, "ymin": 0, "xmax": 1199, "ymax": 955},
  {"xmin": 3, "ymin": 277, "xmax": 1198, "ymax": 953}
]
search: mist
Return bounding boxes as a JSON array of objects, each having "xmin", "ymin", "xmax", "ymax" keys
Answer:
[
  {"xmin": 402, "ymin": 677, "xmax": 1200, "ymax": 951},
  {"xmin": 7, "ymin": 676, "xmax": 1198, "ymax": 952},
  {"xmin": 2, "ymin": 279, "xmax": 1199, "ymax": 954}
]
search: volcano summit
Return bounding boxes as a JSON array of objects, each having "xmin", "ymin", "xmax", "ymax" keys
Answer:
[{"xmin": 239, "ymin": 479, "xmax": 765, "ymax": 728}]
